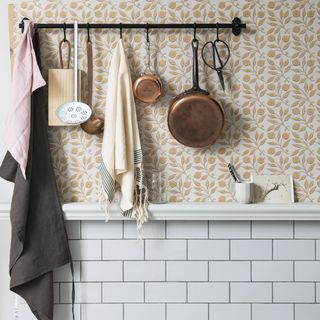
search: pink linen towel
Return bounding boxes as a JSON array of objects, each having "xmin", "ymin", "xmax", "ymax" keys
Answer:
[{"xmin": 4, "ymin": 20, "xmax": 46, "ymax": 179}]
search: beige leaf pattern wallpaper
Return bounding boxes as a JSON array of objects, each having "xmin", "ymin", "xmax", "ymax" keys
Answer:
[{"xmin": 10, "ymin": 0, "xmax": 319, "ymax": 203}]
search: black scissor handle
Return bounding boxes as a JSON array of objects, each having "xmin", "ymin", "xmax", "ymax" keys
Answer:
[{"xmin": 201, "ymin": 39, "xmax": 230, "ymax": 71}]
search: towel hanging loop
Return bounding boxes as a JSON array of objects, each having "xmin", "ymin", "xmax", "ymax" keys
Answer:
[
  {"xmin": 193, "ymin": 22, "xmax": 197, "ymax": 40},
  {"xmin": 21, "ymin": 17, "xmax": 29, "ymax": 34}
]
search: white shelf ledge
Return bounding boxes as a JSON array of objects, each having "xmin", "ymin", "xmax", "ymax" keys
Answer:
[{"xmin": 0, "ymin": 202, "xmax": 320, "ymax": 221}]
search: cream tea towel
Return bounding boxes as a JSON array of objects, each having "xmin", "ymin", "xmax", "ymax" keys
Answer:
[{"xmin": 100, "ymin": 39, "xmax": 148, "ymax": 230}]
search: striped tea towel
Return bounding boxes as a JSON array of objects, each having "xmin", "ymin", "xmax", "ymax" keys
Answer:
[{"xmin": 100, "ymin": 39, "xmax": 148, "ymax": 230}]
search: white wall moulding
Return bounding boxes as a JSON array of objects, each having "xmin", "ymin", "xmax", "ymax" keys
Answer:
[{"xmin": 0, "ymin": 202, "xmax": 320, "ymax": 221}]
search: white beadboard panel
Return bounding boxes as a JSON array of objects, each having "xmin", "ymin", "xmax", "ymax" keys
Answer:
[
  {"xmin": 188, "ymin": 282, "xmax": 229, "ymax": 303},
  {"xmin": 210, "ymin": 304, "xmax": 251, "ymax": 320},
  {"xmin": 69, "ymin": 240, "xmax": 101, "ymax": 260},
  {"xmin": 188, "ymin": 240, "xmax": 229, "ymax": 260},
  {"xmin": 167, "ymin": 261, "xmax": 208, "ymax": 281},
  {"xmin": 145, "ymin": 240, "xmax": 186, "ymax": 260},
  {"xmin": 53, "ymin": 262, "xmax": 80, "ymax": 282},
  {"xmin": 209, "ymin": 221, "xmax": 251, "ymax": 239},
  {"xmin": 295, "ymin": 261, "xmax": 320, "ymax": 281},
  {"xmin": 167, "ymin": 304, "xmax": 208, "ymax": 320},
  {"xmin": 53, "ymin": 284, "xmax": 59, "ymax": 304},
  {"xmin": 166, "ymin": 221, "xmax": 208, "ymax": 238},
  {"xmin": 65, "ymin": 221, "xmax": 81, "ymax": 239},
  {"xmin": 60, "ymin": 283, "xmax": 101, "ymax": 303},
  {"xmin": 209, "ymin": 261, "xmax": 251, "ymax": 282},
  {"xmin": 124, "ymin": 220, "xmax": 165, "ymax": 239},
  {"xmin": 124, "ymin": 261, "xmax": 165, "ymax": 281},
  {"xmin": 103, "ymin": 240, "xmax": 144, "ymax": 260},
  {"xmin": 53, "ymin": 304, "xmax": 81, "ymax": 320},
  {"xmin": 231, "ymin": 240, "xmax": 272, "ymax": 260},
  {"xmin": 145, "ymin": 283, "xmax": 186, "ymax": 303},
  {"xmin": 295, "ymin": 305, "xmax": 320, "ymax": 320},
  {"xmin": 273, "ymin": 240, "xmax": 315, "ymax": 260},
  {"xmin": 252, "ymin": 304, "xmax": 293, "ymax": 320},
  {"xmin": 252, "ymin": 261, "xmax": 294, "ymax": 281},
  {"xmin": 231, "ymin": 283, "xmax": 272, "ymax": 303},
  {"xmin": 124, "ymin": 304, "xmax": 166, "ymax": 320},
  {"xmin": 273, "ymin": 283, "xmax": 315, "ymax": 303},
  {"xmin": 81, "ymin": 261, "xmax": 123, "ymax": 281},
  {"xmin": 81, "ymin": 221, "xmax": 123, "ymax": 239},
  {"xmin": 252, "ymin": 221, "xmax": 293, "ymax": 239},
  {"xmin": 295, "ymin": 221, "xmax": 320, "ymax": 239},
  {"xmin": 317, "ymin": 283, "xmax": 320, "ymax": 302},
  {"xmin": 103, "ymin": 283, "xmax": 144, "ymax": 303},
  {"xmin": 81, "ymin": 304, "xmax": 123, "ymax": 320}
]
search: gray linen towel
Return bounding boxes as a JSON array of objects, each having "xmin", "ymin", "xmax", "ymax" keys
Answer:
[{"xmin": 0, "ymin": 29, "xmax": 72, "ymax": 320}]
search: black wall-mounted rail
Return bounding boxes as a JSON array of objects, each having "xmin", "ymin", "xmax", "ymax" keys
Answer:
[{"xmin": 19, "ymin": 17, "xmax": 246, "ymax": 36}]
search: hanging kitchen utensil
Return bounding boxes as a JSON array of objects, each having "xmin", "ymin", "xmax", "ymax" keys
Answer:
[
  {"xmin": 48, "ymin": 23, "xmax": 83, "ymax": 126},
  {"xmin": 81, "ymin": 23, "xmax": 104, "ymax": 135},
  {"xmin": 133, "ymin": 23, "xmax": 162, "ymax": 104},
  {"xmin": 56, "ymin": 21, "xmax": 92, "ymax": 125},
  {"xmin": 201, "ymin": 25, "xmax": 230, "ymax": 91},
  {"xmin": 167, "ymin": 24, "xmax": 224, "ymax": 148}
]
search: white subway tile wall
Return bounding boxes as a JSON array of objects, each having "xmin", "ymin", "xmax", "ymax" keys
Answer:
[{"xmin": 19, "ymin": 220, "xmax": 320, "ymax": 320}]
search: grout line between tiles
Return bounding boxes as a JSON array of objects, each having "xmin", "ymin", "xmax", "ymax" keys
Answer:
[
  {"xmin": 186, "ymin": 240, "xmax": 189, "ymax": 260},
  {"xmin": 101, "ymin": 281, "xmax": 103, "ymax": 304},
  {"xmin": 186, "ymin": 282, "xmax": 188, "ymax": 303},
  {"xmin": 165, "ymin": 303, "xmax": 167, "ymax": 320},
  {"xmin": 165, "ymin": 221, "xmax": 167, "ymax": 239}
]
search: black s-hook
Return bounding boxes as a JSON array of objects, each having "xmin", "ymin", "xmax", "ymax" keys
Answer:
[
  {"xmin": 216, "ymin": 23, "xmax": 220, "ymax": 41},
  {"xmin": 146, "ymin": 22, "xmax": 149, "ymax": 43},
  {"xmin": 119, "ymin": 23, "xmax": 123, "ymax": 39},
  {"xmin": 87, "ymin": 23, "xmax": 91, "ymax": 43},
  {"xmin": 63, "ymin": 23, "xmax": 67, "ymax": 42}
]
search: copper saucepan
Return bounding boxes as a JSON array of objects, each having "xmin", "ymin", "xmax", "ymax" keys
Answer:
[
  {"xmin": 133, "ymin": 72, "xmax": 162, "ymax": 104},
  {"xmin": 133, "ymin": 25, "xmax": 162, "ymax": 104},
  {"xmin": 167, "ymin": 38, "xmax": 225, "ymax": 148}
]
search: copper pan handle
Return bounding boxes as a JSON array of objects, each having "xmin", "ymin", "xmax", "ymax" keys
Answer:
[{"xmin": 191, "ymin": 39, "xmax": 200, "ymax": 90}]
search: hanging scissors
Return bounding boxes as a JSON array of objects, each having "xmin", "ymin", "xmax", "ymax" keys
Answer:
[{"xmin": 201, "ymin": 24, "xmax": 230, "ymax": 91}]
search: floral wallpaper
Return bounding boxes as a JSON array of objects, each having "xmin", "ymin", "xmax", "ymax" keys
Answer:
[{"xmin": 10, "ymin": 0, "xmax": 319, "ymax": 203}]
